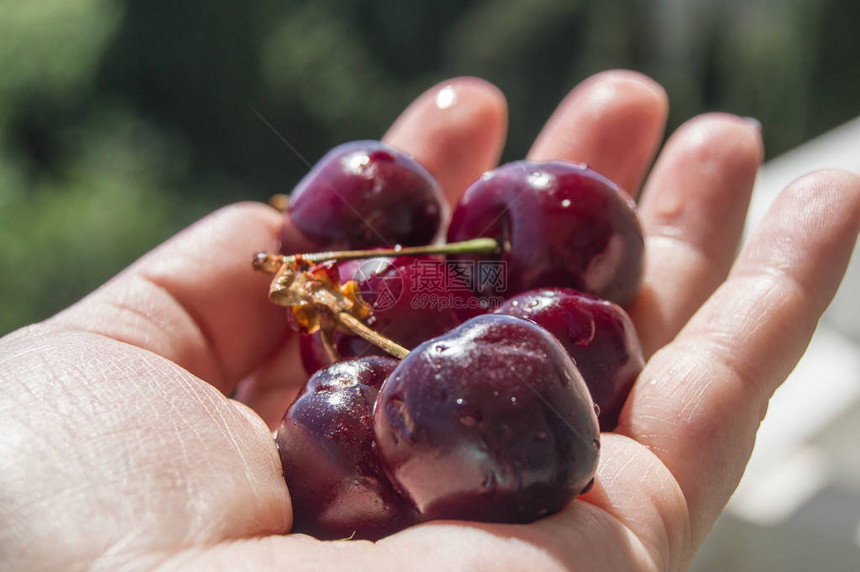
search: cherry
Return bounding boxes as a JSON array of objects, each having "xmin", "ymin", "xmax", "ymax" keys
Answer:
[
  {"xmin": 275, "ymin": 356, "xmax": 419, "ymax": 540},
  {"xmin": 373, "ymin": 314, "xmax": 600, "ymax": 523},
  {"xmin": 283, "ymin": 140, "xmax": 447, "ymax": 252},
  {"xmin": 446, "ymin": 161, "xmax": 644, "ymax": 307},
  {"xmin": 300, "ymin": 255, "xmax": 486, "ymax": 375},
  {"xmin": 495, "ymin": 288, "xmax": 644, "ymax": 431},
  {"xmin": 256, "ymin": 151, "xmax": 647, "ymax": 535}
]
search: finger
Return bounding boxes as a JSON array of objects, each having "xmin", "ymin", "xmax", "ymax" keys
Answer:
[
  {"xmin": 384, "ymin": 77, "xmax": 508, "ymax": 205},
  {"xmin": 629, "ymin": 114, "xmax": 764, "ymax": 357},
  {"xmin": 160, "ymin": 498, "xmax": 654, "ymax": 571},
  {"xmin": 527, "ymin": 70, "xmax": 668, "ymax": 195},
  {"xmin": 233, "ymin": 332, "xmax": 305, "ymax": 430},
  {"xmin": 620, "ymin": 169, "xmax": 860, "ymax": 544},
  {"xmin": 48, "ymin": 202, "xmax": 294, "ymax": 395}
]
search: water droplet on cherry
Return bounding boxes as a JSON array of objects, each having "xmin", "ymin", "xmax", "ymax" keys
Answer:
[
  {"xmin": 458, "ymin": 410, "xmax": 481, "ymax": 427},
  {"xmin": 456, "ymin": 399, "xmax": 482, "ymax": 427},
  {"xmin": 528, "ymin": 170, "xmax": 552, "ymax": 189},
  {"xmin": 482, "ymin": 472, "xmax": 498, "ymax": 490}
]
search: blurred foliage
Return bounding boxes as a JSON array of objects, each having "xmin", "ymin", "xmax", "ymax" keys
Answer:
[{"xmin": 1, "ymin": 0, "xmax": 858, "ymax": 334}]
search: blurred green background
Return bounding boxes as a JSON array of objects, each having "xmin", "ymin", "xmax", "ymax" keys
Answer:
[{"xmin": 1, "ymin": 0, "xmax": 858, "ymax": 335}]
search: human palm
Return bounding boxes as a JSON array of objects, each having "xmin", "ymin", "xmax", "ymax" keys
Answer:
[{"xmin": 2, "ymin": 71, "xmax": 858, "ymax": 571}]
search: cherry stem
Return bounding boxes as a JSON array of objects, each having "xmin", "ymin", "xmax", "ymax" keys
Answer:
[
  {"xmin": 253, "ymin": 238, "xmax": 495, "ymax": 360},
  {"xmin": 337, "ymin": 312, "xmax": 410, "ymax": 359},
  {"xmin": 319, "ymin": 330, "xmax": 342, "ymax": 363},
  {"xmin": 299, "ymin": 237, "xmax": 502, "ymax": 263},
  {"xmin": 268, "ymin": 194, "xmax": 290, "ymax": 212},
  {"xmin": 253, "ymin": 237, "xmax": 501, "ymax": 274}
]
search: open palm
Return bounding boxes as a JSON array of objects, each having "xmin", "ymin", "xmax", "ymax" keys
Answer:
[{"xmin": 2, "ymin": 71, "xmax": 858, "ymax": 571}]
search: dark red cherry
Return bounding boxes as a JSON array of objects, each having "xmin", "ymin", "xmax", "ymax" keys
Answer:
[
  {"xmin": 446, "ymin": 161, "xmax": 644, "ymax": 307},
  {"xmin": 283, "ymin": 140, "xmax": 447, "ymax": 252},
  {"xmin": 301, "ymin": 255, "xmax": 485, "ymax": 376},
  {"xmin": 276, "ymin": 356, "xmax": 419, "ymax": 540},
  {"xmin": 373, "ymin": 314, "xmax": 600, "ymax": 523},
  {"xmin": 495, "ymin": 288, "xmax": 644, "ymax": 431}
]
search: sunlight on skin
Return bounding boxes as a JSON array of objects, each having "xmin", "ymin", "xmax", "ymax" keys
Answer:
[{"xmin": 1, "ymin": 71, "xmax": 858, "ymax": 571}]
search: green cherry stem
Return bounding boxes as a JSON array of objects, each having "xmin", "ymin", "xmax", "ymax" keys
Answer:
[
  {"xmin": 299, "ymin": 237, "xmax": 502, "ymax": 263},
  {"xmin": 253, "ymin": 237, "xmax": 502, "ymax": 274}
]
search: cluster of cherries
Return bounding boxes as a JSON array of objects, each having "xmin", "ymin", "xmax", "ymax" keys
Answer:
[{"xmin": 254, "ymin": 141, "xmax": 645, "ymax": 541}]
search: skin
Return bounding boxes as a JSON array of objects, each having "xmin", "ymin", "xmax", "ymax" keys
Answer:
[{"xmin": 1, "ymin": 70, "xmax": 859, "ymax": 571}]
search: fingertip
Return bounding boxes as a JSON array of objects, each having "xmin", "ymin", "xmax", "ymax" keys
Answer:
[
  {"xmin": 430, "ymin": 76, "xmax": 508, "ymax": 119},
  {"xmin": 387, "ymin": 76, "xmax": 508, "ymax": 144},
  {"xmin": 755, "ymin": 167, "xmax": 860, "ymax": 256},
  {"xmin": 207, "ymin": 201, "xmax": 285, "ymax": 240},
  {"xmin": 577, "ymin": 69, "xmax": 669, "ymax": 114},
  {"xmin": 759, "ymin": 168, "xmax": 860, "ymax": 292},
  {"xmin": 639, "ymin": 113, "xmax": 764, "ymax": 234},
  {"xmin": 666, "ymin": 113, "xmax": 764, "ymax": 173},
  {"xmin": 384, "ymin": 77, "xmax": 508, "ymax": 204},
  {"xmin": 528, "ymin": 70, "xmax": 668, "ymax": 193},
  {"xmin": 784, "ymin": 168, "xmax": 860, "ymax": 223},
  {"xmin": 631, "ymin": 113, "xmax": 764, "ymax": 357}
]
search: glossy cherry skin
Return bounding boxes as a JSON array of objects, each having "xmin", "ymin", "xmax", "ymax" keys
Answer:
[
  {"xmin": 373, "ymin": 314, "xmax": 600, "ymax": 523},
  {"xmin": 495, "ymin": 288, "xmax": 644, "ymax": 431},
  {"xmin": 276, "ymin": 356, "xmax": 419, "ymax": 540},
  {"xmin": 283, "ymin": 140, "xmax": 447, "ymax": 252},
  {"xmin": 446, "ymin": 161, "xmax": 644, "ymax": 307},
  {"xmin": 301, "ymin": 255, "xmax": 485, "ymax": 376}
]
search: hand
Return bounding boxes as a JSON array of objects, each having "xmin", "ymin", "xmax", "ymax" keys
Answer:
[{"xmin": 1, "ymin": 71, "xmax": 858, "ymax": 571}]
